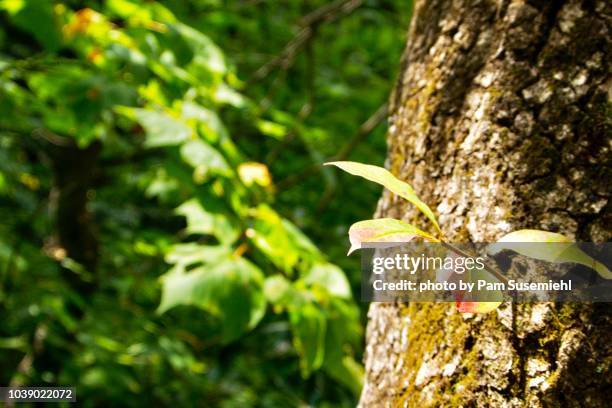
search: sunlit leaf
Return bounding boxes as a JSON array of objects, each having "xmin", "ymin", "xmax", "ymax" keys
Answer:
[
  {"xmin": 158, "ymin": 257, "xmax": 266, "ymax": 342},
  {"xmin": 106, "ymin": 0, "xmax": 175, "ymax": 27},
  {"xmin": 303, "ymin": 263, "xmax": 351, "ymax": 299},
  {"xmin": 173, "ymin": 23, "xmax": 227, "ymax": 75},
  {"xmin": 238, "ymin": 162, "xmax": 271, "ymax": 187},
  {"xmin": 280, "ymin": 219, "xmax": 322, "ymax": 257},
  {"xmin": 213, "ymin": 83, "xmax": 246, "ymax": 108},
  {"xmin": 256, "ymin": 119, "xmax": 287, "ymax": 140},
  {"xmin": 176, "ymin": 199, "xmax": 239, "ymax": 244},
  {"xmin": 180, "ymin": 140, "xmax": 231, "ymax": 179},
  {"xmin": 325, "ymin": 161, "xmax": 441, "ymax": 234},
  {"xmin": 347, "ymin": 218, "xmax": 438, "ymax": 255},
  {"xmin": 116, "ymin": 106, "xmax": 191, "ymax": 147},
  {"xmin": 247, "ymin": 205, "xmax": 301, "ymax": 273},
  {"xmin": 495, "ymin": 229, "xmax": 573, "ymax": 244},
  {"xmin": 164, "ymin": 243, "xmax": 231, "ymax": 268},
  {"xmin": 180, "ymin": 102, "xmax": 241, "ymax": 162},
  {"xmin": 263, "ymin": 275, "xmax": 294, "ymax": 306},
  {"xmin": 488, "ymin": 230, "xmax": 611, "ymax": 279}
]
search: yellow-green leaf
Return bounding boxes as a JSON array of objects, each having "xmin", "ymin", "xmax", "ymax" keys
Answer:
[
  {"xmin": 115, "ymin": 106, "xmax": 191, "ymax": 147},
  {"xmin": 325, "ymin": 161, "xmax": 441, "ymax": 234},
  {"xmin": 489, "ymin": 229, "xmax": 611, "ymax": 279},
  {"xmin": 347, "ymin": 218, "xmax": 438, "ymax": 255},
  {"xmin": 157, "ymin": 258, "xmax": 266, "ymax": 342}
]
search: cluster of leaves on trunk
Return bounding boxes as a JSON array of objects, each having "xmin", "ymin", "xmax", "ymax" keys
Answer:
[{"xmin": 327, "ymin": 161, "xmax": 610, "ymax": 313}]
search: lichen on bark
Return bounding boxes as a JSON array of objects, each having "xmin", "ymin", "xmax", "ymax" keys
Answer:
[{"xmin": 359, "ymin": 0, "xmax": 611, "ymax": 406}]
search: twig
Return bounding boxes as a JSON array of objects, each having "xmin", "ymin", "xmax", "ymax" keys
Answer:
[
  {"xmin": 264, "ymin": 41, "xmax": 318, "ymax": 164},
  {"xmin": 8, "ymin": 324, "xmax": 48, "ymax": 395},
  {"xmin": 299, "ymin": 0, "xmax": 364, "ymax": 27},
  {"xmin": 276, "ymin": 103, "xmax": 387, "ymax": 190},
  {"xmin": 440, "ymin": 242, "xmax": 509, "ymax": 285},
  {"xmin": 333, "ymin": 103, "xmax": 388, "ymax": 160},
  {"xmin": 32, "ymin": 128, "xmax": 74, "ymax": 147},
  {"xmin": 248, "ymin": 0, "xmax": 364, "ymax": 84}
]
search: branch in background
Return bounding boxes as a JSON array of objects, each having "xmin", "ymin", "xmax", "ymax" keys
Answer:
[
  {"xmin": 316, "ymin": 103, "xmax": 388, "ymax": 212},
  {"xmin": 333, "ymin": 103, "xmax": 388, "ymax": 160},
  {"xmin": 32, "ymin": 128, "xmax": 75, "ymax": 148},
  {"xmin": 8, "ymin": 323, "xmax": 48, "ymax": 401},
  {"xmin": 276, "ymin": 103, "xmax": 387, "ymax": 191},
  {"xmin": 265, "ymin": 41, "xmax": 318, "ymax": 164},
  {"xmin": 248, "ymin": 0, "xmax": 364, "ymax": 84},
  {"xmin": 299, "ymin": 0, "xmax": 363, "ymax": 27}
]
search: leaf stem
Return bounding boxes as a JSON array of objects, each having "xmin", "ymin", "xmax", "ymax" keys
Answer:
[{"xmin": 440, "ymin": 242, "xmax": 509, "ymax": 285}]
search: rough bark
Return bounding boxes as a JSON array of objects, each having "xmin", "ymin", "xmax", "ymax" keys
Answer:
[{"xmin": 359, "ymin": 0, "xmax": 611, "ymax": 406}]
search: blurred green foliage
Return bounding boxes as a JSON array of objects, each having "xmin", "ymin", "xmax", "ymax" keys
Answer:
[{"xmin": 0, "ymin": 0, "xmax": 410, "ymax": 406}]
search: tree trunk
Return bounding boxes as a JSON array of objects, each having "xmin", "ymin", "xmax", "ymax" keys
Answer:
[{"xmin": 359, "ymin": 0, "xmax": 611, "ymax": 406}]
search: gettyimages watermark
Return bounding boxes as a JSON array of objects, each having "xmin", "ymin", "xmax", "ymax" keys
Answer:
[{"xmin": 360, "ymin": 242, "xmax": 612, "ymax": 303}]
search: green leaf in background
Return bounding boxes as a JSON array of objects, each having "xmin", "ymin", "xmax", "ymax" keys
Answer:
[
  {"xmin": 164, "ymin": 243, "xmax": 232, "ymax": 269},
  {"xmin": 263, "ymin": 275, "xmax": 295, "ymax": 306},
  {"xmin": 0, "ymin": 335, "xmax": 27, "ymax": 351},
  {"xmin": 248, "ymin": 205, "xmax": 302, "ymax": 273},
  {"xmin": 488, "ymin": 229, "xmax": 611, "ymax": 279},
  {"xmin": 322, "ymin": 301, "xmax": 364, "ymax": 394},
  {"xmin": 347, "ymin": 218, "xmax": 438, "ymax": 255},
  {"xmin": 180, "ymin": 102, "xmax": 241, "ymax": 162},
  {"xmin": 303, "ymin": 263, "xmax": 351, "ymax": 299},
  {"xmin": 325, "ymin": 161, "xmax": 441, "ymax": 234},
  {"xmin": 173, "ymin": 23, "xmax": 227, "ymax": 76},
  {"xmin": 116, "ymin": 106, "xmax": 191, "ymax": 147},
  {"xmin": 27, "ymin": 70, "xmax": 136, "ymax": 145},
  {"xmin": 158, "ymin": 257, "xmax": 266, "ymax": 342},
  {"xmin": 212, "ymin": 82, "xmax": 247, "ymax": 108},
  {"xmin": 176, "ymin": 199, "xmax": 239, "ymax": 244},
  {"xmin": 106, "ymin": 0, "xmax": 176, "ymax": 25},
  {"xmin": 289, "ymin": 302, "xmax": 326, "ymax": 377},
  {"xmin": 281, "ymin": 218, "xmax": 323, "ymax": 258},
  {"xmin": 256, "ymin": 119, "xmax": 287, "ymax": 140},
  {"xmin": 180, "ymin": 139, "xmax": 231, "ymax": 179},
  {"xmin": 2, "ymin": 0, "xmax": 61, "ymax": 51}
]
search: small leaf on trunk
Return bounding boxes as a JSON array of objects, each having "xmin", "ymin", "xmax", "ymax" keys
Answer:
[
  {"xmin": 347, "ymin": 218, "xmax": 437, "ymax": 255},
  {"xmin": 325, "ymin": 161, "xmax": 441, "ymax": 235},
  {"xmin": 489, "ymin": 229, "xmax": 611, "ymax": 279},
  {"xmin": 456, "ymin": 301, "xmax": 502, "ymax": 314}
]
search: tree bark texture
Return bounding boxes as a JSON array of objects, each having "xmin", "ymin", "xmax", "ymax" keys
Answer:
[{"xmin": 359, "ymin": 0, "xmax": 611, "ymax": 406}]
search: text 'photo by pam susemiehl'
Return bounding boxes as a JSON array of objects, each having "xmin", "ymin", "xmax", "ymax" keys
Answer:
[{"xmin": 359, "ymin": 242, "xmax": 612, "ymax": 303}]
